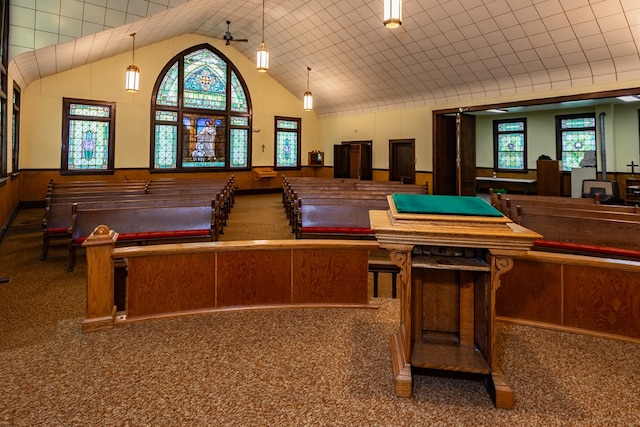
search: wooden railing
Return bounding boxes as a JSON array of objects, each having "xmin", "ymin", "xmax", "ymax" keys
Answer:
[{"xmin": 82, "ymin": 225, "xmax": 379, "ymax": 332}]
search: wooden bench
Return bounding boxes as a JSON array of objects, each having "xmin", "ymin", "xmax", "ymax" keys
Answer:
[
  {"xmin": 68, "ymin": 201, "xmax": 218, "ymax": 272},
  {"xmin": 514, "ymin": 204, "xmax": 640, "ymax": 260},
  {"xmin": 43, "ymin": 178, "xmax": 233, "ymax": 263},
  {"xmin": 295, "ymin": 198, "xmax": 390, "ymax": 239},
  {"xmin": 489, "ymin": 191, "xmax": 601, "ymax": 217}
]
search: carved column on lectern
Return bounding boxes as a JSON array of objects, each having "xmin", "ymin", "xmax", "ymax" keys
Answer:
[
  {"xmin": 82, "ymin": 225, "xmax": 119, "ymax": 332},
  {"xmin": 487, "ymin": 254, "xmax": 516, "ymax": 409},
  {"xmin": 388, "ymin": 246, "xmax": 414, "ymax": 397}
]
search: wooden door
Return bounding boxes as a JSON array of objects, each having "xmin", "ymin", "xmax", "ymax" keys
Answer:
[
  {"xmin": 433, "ymin": 114, "xmax": 457, "ymax": 195},
  {"xmin": 433, "ymin": 113, "xmax": 476, "ymax": 195},
  {"xmin": 333, "ymin": 144, "xmax": 350, "ymax": 178},
  {"xmin": 389, "ymin": 139, "xmax": 415, "ymax": 183},
  {"xmin": 349, "ymin": 144, "xmax": 361, "ymax": 179},
  {"xmin": 360, "ymin": 143, "xmax": 372, "ymax": 180},
  {"xmin": 338, "ymin": 141, "xmax": 372, "ymax": 180}
]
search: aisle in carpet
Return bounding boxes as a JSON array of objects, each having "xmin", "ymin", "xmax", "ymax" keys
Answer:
[{"xmin": 218, "ymin": 193, "xmax": 294, "ymax": 241}]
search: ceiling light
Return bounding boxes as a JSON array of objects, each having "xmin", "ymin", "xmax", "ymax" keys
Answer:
[
  {"xmin": 383, "ymin": 0, "xmax": 402, "ymax": 28},
  {"xmin": 487, "ymin": 109, "xmax": 508, "ymax": 113},
  {"xmin": 125, "ymin": 32, "xmax": 140, "ymax": 92},
  {"xmin": 616, "ymin": 95, "xmax": 640, "ymax": 102},
  {"xmin": 256, "ymin": 0, "xmax": 269, "ymax": 72},
  {"xmin": 304, "ymin": 67, "xmax": 313, "ymax": 111}
]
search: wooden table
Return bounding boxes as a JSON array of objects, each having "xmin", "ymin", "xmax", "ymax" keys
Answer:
[
  {"xmin": 369, "ymin": 194, "xmax": 540, "ymax": 409},
  {"xmin": 476, "ymin": 177, "xmax": 537, "ymax": 194}
]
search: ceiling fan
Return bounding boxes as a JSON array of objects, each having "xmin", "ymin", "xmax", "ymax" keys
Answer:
[{"xmin": 222, "ymin": 21, "xmax": 248, "ymax": 45}]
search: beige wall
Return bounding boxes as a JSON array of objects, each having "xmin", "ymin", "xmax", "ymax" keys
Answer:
[
  {"xmin": 19, "ymin": 34, "xmax": 319, "ymax": 170},
  {"xmin": 318, "ymin": 107, "xmax": 432, "ymax": 171}
]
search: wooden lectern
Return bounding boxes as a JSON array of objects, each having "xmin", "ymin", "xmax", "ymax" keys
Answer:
[{"xmin": 369, "ymin": 194, "xmax": 540, "ymax": 409}]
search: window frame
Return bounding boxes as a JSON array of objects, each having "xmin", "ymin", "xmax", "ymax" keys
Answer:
[
  {"xmin": 555, "ymin": 112, "xmax": 596, "ymax": 171},
  {"xmin": 60, "ymin": 98, "xmax": 116, "ymax": 175},
  {"xmin": 493, "ymin": 118, "xmax": 527, "ymax": 173},
  {"xmin": 0, "ymin": 0, "xmax": 7, "ymax": 179},
  {"xmin": 11, "ymin": 83, "xmax": 20, "ymax": 174},
  {"xmin": 149, "ymin": 44, "xmax": 253, "ymax": 172},
  {"xmin": 274, "ymin": 116, "xmax": 302, "ymax": 170}
]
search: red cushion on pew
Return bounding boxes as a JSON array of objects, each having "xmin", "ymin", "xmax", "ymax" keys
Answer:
[
  {"xmin": 301, "ymin": 226, "xmax": 373, "ymax": 234},
  {"xmin": 75, "ymin": 229, "xmax": 211, "ymax": 245},
  {"xmin": 533, "ymin": 239, "xmax": 640, "ymax": 259},
  {"xmin": 47, "ymin": 227, "xmax": 69, "ymax": 235}
]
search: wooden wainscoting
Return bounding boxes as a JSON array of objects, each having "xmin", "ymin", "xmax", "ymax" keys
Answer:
[
  {"xmin": 497, "ymin": 251, "xmax": 640, "ymax": 342},
  {"xmin": 82, "ymin": 232, "xmax": 378, "ymax": 331}
]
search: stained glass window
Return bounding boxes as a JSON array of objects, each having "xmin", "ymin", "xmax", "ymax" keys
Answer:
[
  {"xmin": 183, "ymin": 50, "xmax": 226, "ymax": 110},
  {"xmin": 12, "ymin": 84, "xmax": 20, "ymax": 173},
  {"xmin": 494, "ymin": 119, "xmax": 526, "ymax": 171},
  {"xmin": 61, "ymin": 99, "xmax": 115, "ymax": 173},
  {"xmin": 151, "ymin": 45, "xmax": 251, "ymax": 171},
  {"xmin": 157, "ymin": 63, "xmax": 179, "ymax": 107},
  {"xmin": 556, "ymin": 114, "xmax": 596, "ymax": 171},
  {"xmin": 275, "ymin": 117, "xmax": 301, "ymax": 169},
  {"xmin": 0, "ymin": 4, "xmax": 6, "ymax": 178},
  {"xmin": 231, "ymin": 72, "xmax": 248, "ymax": 113}
]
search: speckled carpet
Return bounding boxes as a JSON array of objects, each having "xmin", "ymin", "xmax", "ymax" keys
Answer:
[{"xmin": 0, "ymin": 194, "xmax": 639, "ymax": 426}]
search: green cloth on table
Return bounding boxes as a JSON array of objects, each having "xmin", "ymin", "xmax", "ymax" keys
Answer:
[{"xmin": 391, "ymin": 194, "xmax": 503, "ymax": 217}]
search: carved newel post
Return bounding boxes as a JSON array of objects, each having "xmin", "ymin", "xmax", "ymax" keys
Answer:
[{"xmin": 82, "ymin": 225, "xmax": 119, "ymax": 332}]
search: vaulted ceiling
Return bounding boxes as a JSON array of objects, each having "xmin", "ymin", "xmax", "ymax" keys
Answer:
[{"xmin": 8, "ymin": 0, "xmax": 640, "ymax": 117}]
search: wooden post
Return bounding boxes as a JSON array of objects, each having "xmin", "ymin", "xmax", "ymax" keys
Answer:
[{"xmin": 82, "ymin": 225, "xmax": 119, "ymax": 332}]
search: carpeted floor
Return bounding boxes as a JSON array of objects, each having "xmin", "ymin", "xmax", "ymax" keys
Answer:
[{"xmin": 0, "ymin": 194, "xmax": 639, "ymax": 426}]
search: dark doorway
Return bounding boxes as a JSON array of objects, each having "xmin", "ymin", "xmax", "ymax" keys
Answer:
[
  {"xmin": 333, "ymin": 140, "xmax": 372, "ymax": 180},
  {"xmin": 389, "ymin": 139, "xmax": 415, "ymax": 184},
  {"xmin": 433, "ymin": 112, "xmax": 476, "ymax": 195}
]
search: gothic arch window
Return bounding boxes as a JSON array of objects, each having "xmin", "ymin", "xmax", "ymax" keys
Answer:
[{"xmin": 151, "ymin": 44, "xmax": 252, "ymax": 171}]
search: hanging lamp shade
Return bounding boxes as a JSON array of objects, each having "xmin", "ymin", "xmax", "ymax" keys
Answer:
[
  {"xmin": 256, "ymin": 0, "xmax": 269, "ymax": 72},
  {"xmin": 256, "ymin": 42, "xmax": 269, "ymax": 72},
  {"xmin": 383, "ymin": 0, "xmax": 402, "ymax": 28},
  {"xmin": 125, "ymin": 33, "xmax": 140, "ymax": 92},
  {"xmin": 303, "ymin": 67, "xmax": 312, "ymax": 111}
]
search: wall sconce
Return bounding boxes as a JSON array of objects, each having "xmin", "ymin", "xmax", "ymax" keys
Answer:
[
  {"xmin": 125, "ymin": 32, "xmax": 140, "ymax": 92},
  {"xmin": 303, "ymin": 67, "xmax": 313, "ymax": 111},
  {"xmin": 383, "ymin": 0, "xmax": 402, "ymax": 28},
  {"xmin": 256, "ymin": 0, "xmax": 269, "ymax": 72}
]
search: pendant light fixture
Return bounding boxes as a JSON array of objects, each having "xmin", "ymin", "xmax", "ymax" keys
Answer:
[
  {"xmin": 125, "ymin": 32, "xmax": 140, "ymax": 92},
  {"xmin": 303, "ymin": 67, "xmax": 313, "ymax": 111},
  {"xmin": 256, "ymin": 0, "xmax": 269, "ymax": 72},
  {"xmin": 383, "ymin": 0, "xmax": 402, "ymax": 28}
]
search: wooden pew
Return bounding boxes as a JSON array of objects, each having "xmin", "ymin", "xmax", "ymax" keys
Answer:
[
  {"xmin": 43, "ymin": 178, "xmax": 233, "ymax": 261},
  {"xmin": 68, "ymin": 200, "xmax": 218, "ymax": 272},
  {"xmin": 295, "ymin": 198, "xmax": 390, "ymax": 239},
  {"xmin": 514, "ymin": 204, "xmax": 640, "ymax": 259},
  {"xmin": 489, "ymin": 191, "xmax": 600, "ymax": 217}
]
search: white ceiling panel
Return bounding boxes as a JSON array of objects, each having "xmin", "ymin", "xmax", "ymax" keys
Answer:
[{"xmin": 8, "ymin": 0, "xmax": 640, "ymax": 117}]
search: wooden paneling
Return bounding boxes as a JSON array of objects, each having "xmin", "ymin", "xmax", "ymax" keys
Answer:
[
  {"xmin": 497, "ymin": 259, "xmax": 563, "ymax": 325},
  {"xmin": 418, "ymin": 269, "xmax": 459, "ymax": 333},
  {"xmin": 497, "ymin": 254, "xmax": 640, "ymax": 341},
  {"xmin": 292, "ymin": 249, "xmax": 369, "ymax": 304},
  {"xmin": 83, "ymin": 239, "xmax": 376, "ymax": 329},
  {"xmin": 127, "ymin": 253, "xmax": 217, "ymax": 318},
  {"xmin": 0, "ymin": 175, "xmax": 20, "ymax": 237},
  {"xmin": 563, "ymin": 265, "xmax": 640, "ymax": 338},
  {"xmin": 217, "ymin": 250, "xmax": 291, "ymax": 307}
]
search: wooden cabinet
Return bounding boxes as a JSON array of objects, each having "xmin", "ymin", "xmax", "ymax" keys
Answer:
[
  {"xmin": 536, "ymin": 160, "xmax": 562, "ymax": 196},
  {"xmin": 625, "ymin": 178, "xmax": 640, "ymax": 205},
  {"xmin": 308, "ymin": 151, "xmax": 324, "ymax": 166}
]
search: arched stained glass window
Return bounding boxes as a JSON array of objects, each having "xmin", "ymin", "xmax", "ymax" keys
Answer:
[{"xmin": 151, "ymin": 44, "xmax": 252, "ymax": 171}]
